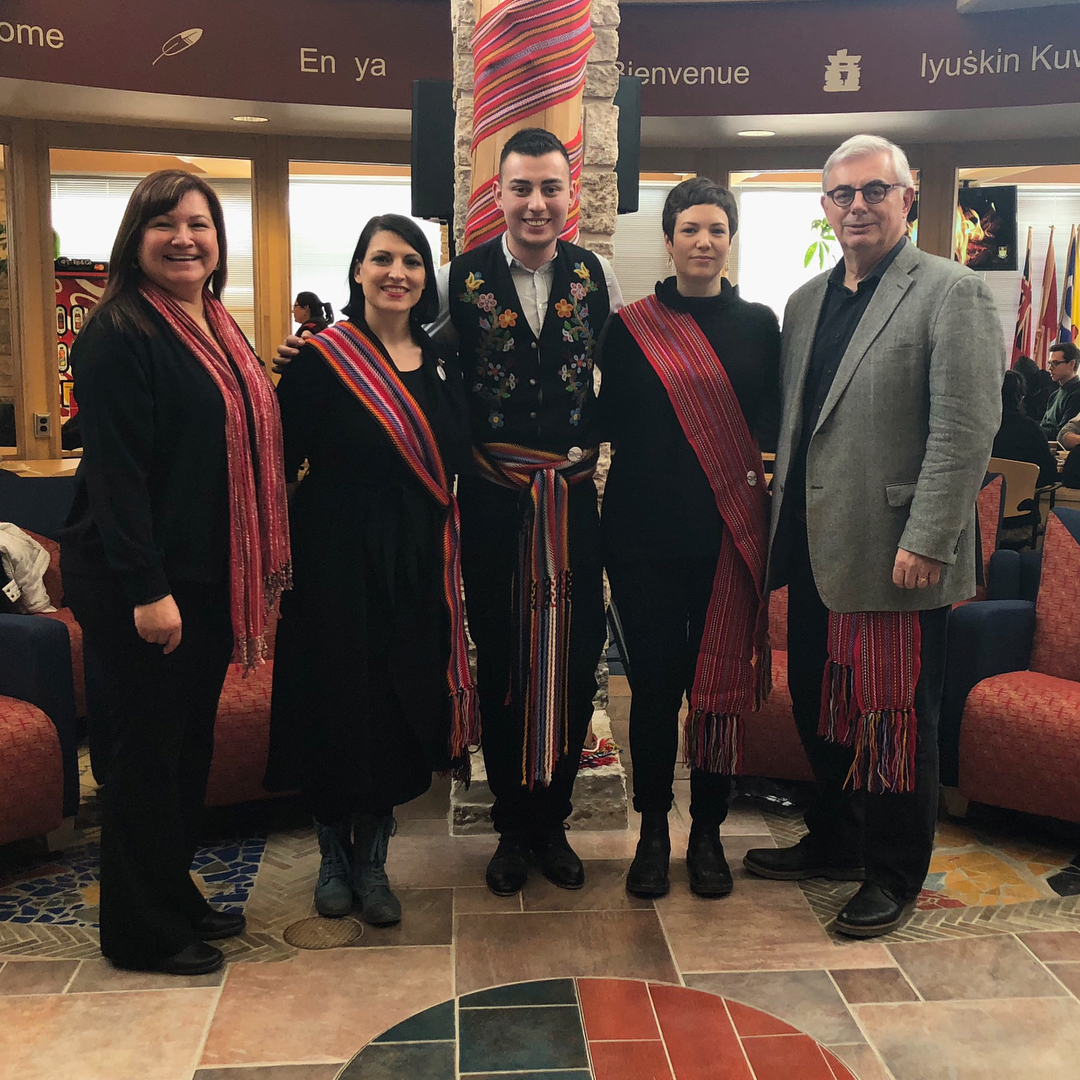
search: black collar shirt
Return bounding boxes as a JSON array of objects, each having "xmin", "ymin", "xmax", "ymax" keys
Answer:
[{"xmin": 788, "ymin": 236, "xmax": 908, "ymax": 513}]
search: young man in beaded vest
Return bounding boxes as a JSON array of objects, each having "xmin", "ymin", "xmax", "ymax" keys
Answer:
[
  {"xmin": 432, "ymin": 128, "xmax": 623, "ymax": 896},
  {"xmin": 277, "ymin": 129, "xmax": 623, "ymax": 897}
]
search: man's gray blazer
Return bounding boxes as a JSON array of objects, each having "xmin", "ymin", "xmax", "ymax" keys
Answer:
[{"xmin": 768, "ymin": 240, "xmax": 1006, "ymax": 612}]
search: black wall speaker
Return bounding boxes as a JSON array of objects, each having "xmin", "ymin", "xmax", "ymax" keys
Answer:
[
  {"xmin": 614, "ymin": 76, "xmax": 642, "ymax": 216},
  {"xmin": 411, "ymin": 80, "xmax": 455, "ymax": 221}
]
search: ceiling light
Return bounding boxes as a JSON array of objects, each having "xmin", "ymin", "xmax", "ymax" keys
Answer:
[
  {"xmin": 232, "ymin": 115, "xmax": 269, "ymax": 123},
  {"xmin": 737, "ymin": 129, "xmax": 776, "ymax": 138}
]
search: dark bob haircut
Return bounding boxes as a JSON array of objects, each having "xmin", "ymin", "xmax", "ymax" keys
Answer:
[
  {"xmin": 1001, "ymin": 369, "xmax": 1024, "ymax": 412},
  {"xmin": 341, "ymin": 214, "xmax": 439, "ymax": 328},
  {"xmin": 498, "ymin": 128, "xmax": 571, "ymax": 177},
  {"xmin": 661, "ymin": 177, "xmax": 739, "ymax": 242},
  {"xmin": 90, "ymin": 169, "xmax": 228, "ymax": 335}
]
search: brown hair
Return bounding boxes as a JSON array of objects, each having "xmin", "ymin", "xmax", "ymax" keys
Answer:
[{"xmin": 90, "ymin": 169, "xmax": 228, "ymax": 334}]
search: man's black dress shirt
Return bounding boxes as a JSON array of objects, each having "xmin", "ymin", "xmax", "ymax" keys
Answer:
[{"xmin": 788, "ymin": 237, "xmax": 907, "ymax": 513}]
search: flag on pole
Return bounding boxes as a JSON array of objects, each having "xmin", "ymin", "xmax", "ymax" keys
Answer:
[
  {"xmin": 1011, "ymin": 226, "xmax": 1033, "ymax": 367},
  {"xmin": 1059, "ymin": 225, "xmax": 1076, "ymax": 346},
  {"xmin": 1034, "ymin": 226, "xmax": 1058, "ymax": 369},
  {"xmin": 1071, "ymin": 225, "xmax": 1080, "ymax": 341}
]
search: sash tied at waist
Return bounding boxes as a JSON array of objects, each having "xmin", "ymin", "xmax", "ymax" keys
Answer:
[{"xmin": 472, "ymin": 442, "xmax": 599, "ymax": 787}]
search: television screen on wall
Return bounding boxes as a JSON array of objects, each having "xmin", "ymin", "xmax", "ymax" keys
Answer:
[{"xmin": 955, "ymin": 185, "xmax": 1017, "ymax": 271}]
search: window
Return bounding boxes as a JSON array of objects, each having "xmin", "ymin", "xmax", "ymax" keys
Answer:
[
  {"xmin": 612, "ymin": 180, "xmax": 680, "ymax": 305},
  {"xmin": 288, "ymin": 164, "xmax": 442, "ymax": 326}
]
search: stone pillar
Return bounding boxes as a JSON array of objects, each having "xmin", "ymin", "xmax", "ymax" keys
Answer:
[{"xmin": 450, "ymin": 0, "xmax": 620, "ymax": 260}]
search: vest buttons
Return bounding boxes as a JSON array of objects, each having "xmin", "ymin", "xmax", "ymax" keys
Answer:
[
  {"xmin": 568, "ymin": 446, "xmax": 583, "ymax": 463},
  {"xmin": 530, "ymin": 411, "xmax": 537, "ymax": 419},
  {"xmin": 529, "ymin": 378, "xmax": 536, "ymax": 386},
  {"xmin": 747, "ymin": 470, "xmax": 758, "ymax": 487},
  {"xmin": 531, "ymin": 342, "xmax": 537, "ymax": 349}
]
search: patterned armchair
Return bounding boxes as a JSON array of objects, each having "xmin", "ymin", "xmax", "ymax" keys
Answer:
[
  {"xmin": 0, "ymin": 613, "xmax": 79, "ymax": 845},
  {"xmin": 942, "ymin": 507, "xmax": 1080, "ymax": 823}
]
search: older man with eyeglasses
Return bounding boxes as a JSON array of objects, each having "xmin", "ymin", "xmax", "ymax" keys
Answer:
[
  {"xmin": 743, "ymin": 134, "xmax": 1005, "ymax": 937},
  {"xmin": 1040, "ymin": 341, "xmax": 1080, "ymax": 440}
]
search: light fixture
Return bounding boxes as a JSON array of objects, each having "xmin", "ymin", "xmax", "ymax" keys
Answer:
[
  {"xmin": 737, "ymin": 129, "xmax": 776, "ymax": 138},
  {"xmin": 231, "ymin": 115, "xmax": 269, "ymax": 123}
]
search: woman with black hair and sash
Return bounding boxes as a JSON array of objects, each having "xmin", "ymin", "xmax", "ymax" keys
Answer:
[
  {"xmin": 597, "ymin": 177, "xmax": 780, "ymax": 900},
  {"xmin": 266, "ymin": 215, "xmax": 477, "ymax": 926}
]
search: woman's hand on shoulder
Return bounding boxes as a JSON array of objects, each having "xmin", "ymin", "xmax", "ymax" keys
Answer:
[{"xmin": 134, "ymin": 595, "xmax": 183, "ymax": 654}]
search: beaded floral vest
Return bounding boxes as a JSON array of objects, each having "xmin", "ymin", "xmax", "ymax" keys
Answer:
[{"xmin": 448, "ymin": 237, "xmax": 610, "ymax": 453}]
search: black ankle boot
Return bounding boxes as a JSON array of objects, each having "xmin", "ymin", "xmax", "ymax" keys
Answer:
[
  {"xmin": 686, "ymin": 822, "xmax": 733, "ymax": 898},
  {"xmin": 627, "ymin": 812, "xmax": 670, "ymax": 898}
]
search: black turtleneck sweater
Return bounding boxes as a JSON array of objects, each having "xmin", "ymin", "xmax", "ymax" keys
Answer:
[{"xmin": 596, "ymin": 277, "xmax": 780, "ymax": 564}]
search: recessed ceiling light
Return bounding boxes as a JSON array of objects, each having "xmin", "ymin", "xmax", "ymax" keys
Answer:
[
  {"xmin": 232, "ymin": 115, "xmax": 269, "ymax": 123},
  {"xmin": 737, "ymin": 129, "xmax": 776, "ymax": 138}
]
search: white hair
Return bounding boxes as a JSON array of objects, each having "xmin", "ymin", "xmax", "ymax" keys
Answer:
[{"xmin": 822, "ymin": 135, "xmax": 914, "ymax": 191}]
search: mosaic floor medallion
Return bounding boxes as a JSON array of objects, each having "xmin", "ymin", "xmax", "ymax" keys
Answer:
[{"xmin": 340, "ymin": 978, "xmax": 860, "ymax": 1079}]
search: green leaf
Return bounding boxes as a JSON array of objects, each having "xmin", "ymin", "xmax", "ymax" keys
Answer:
[{"xmin": 804, "ymin": 243, "xmax": 817, "ymax": 268}]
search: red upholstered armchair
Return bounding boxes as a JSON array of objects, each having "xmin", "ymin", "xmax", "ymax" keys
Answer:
[{"xmin": 945, "ymin": 508, "xmax": 1080, "ymax": 824}]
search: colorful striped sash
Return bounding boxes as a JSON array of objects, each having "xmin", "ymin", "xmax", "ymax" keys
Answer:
[
  {"xmin": 619, "ymin": 294, "xmax": 771, "ymax": 774},
  {"xmin": 819, "ymin": 612, "xmax": 922, "ymax": 794},
  {"xmin": 306, "ymin": 322, "xmax": 480, "ymax": 770},
  {"xmin": 473, "ymin": 441, "xmax": 599, "ymax": 787}
]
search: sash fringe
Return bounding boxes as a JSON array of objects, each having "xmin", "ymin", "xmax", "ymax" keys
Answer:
[
  {"xmin": 684, "ymin": 709, "xmax": 742, "ymax": 774},
  {"xmin": 845, "ymin": 707, "xmax": 918, "ymax": 794}
]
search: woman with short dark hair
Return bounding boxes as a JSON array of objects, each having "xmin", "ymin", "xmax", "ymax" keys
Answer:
[
  {"xmin": 266, "ymin": 214, "xmax": 476, "ymax": 926},
  {"xmin": 598, "ymin": 177, "xmax": 780, "ymax": 900},
  {"xmin": 60, "ymin": 169, "xmax": 290, "ymax": 975}
]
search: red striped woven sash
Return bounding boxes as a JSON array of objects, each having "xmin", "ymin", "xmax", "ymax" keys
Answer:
[
  {"xmin": 306, "ymin": 323, "xmax": 480, "ymax": 767},
  {"xmin": 619, "ymin": 294, "xmax": 771, "ymax": 773},
  {"xmin": 473, "ymin": 441, "xmax": 598, "ymax": 787}
]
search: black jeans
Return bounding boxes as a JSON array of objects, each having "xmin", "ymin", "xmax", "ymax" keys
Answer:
[
  {"xmin": 784, "ymin": 520, "xmax": 948, "ymax": 901},
  {"xmin": 607, "ymin": 557, "xmax": 731, "ymax": 827},
  {"xmin": 459, "ymin": 478, "xmax": 606, "ymax": 836},
  {"xmin": 63, "ymin": 574, "xmax": 233, "ymax": 967}
]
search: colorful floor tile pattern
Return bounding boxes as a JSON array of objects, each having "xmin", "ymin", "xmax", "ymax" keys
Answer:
[{"xmin": 342, "ymin": 978, "xmax": 858, "ymax": 1080}]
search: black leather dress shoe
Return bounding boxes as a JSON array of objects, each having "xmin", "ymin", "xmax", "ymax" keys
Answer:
[
  {"xmin": 686, "ymin": 826, "xmax": 733, "ymax": 898},
  {"xmin": 151, "ymin": 942, "xmax": 225, "ymax": 976},
  {"xmin": 743, "ymin": 837, "xmax": 864, "ymax": 882},
  {"xmin": 626, "ymin": 813, "xmax": 670, "ymax": 898},
  {"xmin": 486, "ymin": 834, "xmax": 530, "ymax": 896},
  {"xmin": 834, "ymin": 882, "xmax": 913, "ymax": 938},
  {"xmin": 192, "ymin": 909, "xmax": 247, "ymax": 941},
  {"xmin": 532, "ymin": 827, "xmax": 585, "ymax": 890}
]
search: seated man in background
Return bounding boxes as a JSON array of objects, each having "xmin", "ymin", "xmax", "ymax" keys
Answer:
[
  {"xmin": 1058, "ymin": 409, "xmax": 1080, "ymax": 488},
  {"xmin": 993, "ymin": 370, "xmax": 1059, "ymax": 488},
  {"xmin": 1039, "ymin": 342, "xmax": 1080, "ymax": 439}
]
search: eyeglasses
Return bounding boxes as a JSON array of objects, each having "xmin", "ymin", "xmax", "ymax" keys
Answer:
[
  {"xmin": 823, "ymin": 182, "xmax": 906, "ymax": 208},
  {"xmin": 1050, "ymin": 359, "xmax": 1075, "ymax": 367}
]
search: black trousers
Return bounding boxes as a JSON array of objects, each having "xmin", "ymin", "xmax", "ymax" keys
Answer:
[
  {"xmin": 63, "ymin": 574, "xmax": 233, "ymax": 967},
  {"xmin": 459, "ymin": 477, "xmax": 607, "ymax": 836},
  {"xmin": 784, "ymin": 519, "xmax": 949, "ymax": 901},
  {"xmin": 607, "ymin": 557, "xmax": 731, "ymax": 826}
]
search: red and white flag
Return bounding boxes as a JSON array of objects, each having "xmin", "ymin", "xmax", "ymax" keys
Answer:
[
  {"xmin": 1034, "ymin": 226, "xmax": 1058, "ymax": 369},
  {"xmin": 1011, "ymin": 226, "xmax": 1033, "ymax": 367}
]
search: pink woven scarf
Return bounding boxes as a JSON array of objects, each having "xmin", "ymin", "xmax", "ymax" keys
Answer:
[{"xmin": 139, "ymin": 282, "xmax": 291, "ymax": 670}]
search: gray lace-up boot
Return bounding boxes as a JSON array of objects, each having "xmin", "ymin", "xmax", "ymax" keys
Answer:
[
  {"xmin": 313, "ymin": 818, "xmax": 353, "ymax": 917},
  {"xmin": 352, "ymin": 814, "xmax": 401, "ymax": 926}
]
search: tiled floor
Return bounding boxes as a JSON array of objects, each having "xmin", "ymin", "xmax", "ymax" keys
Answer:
[{"xmin": 2, "ymin": 679, "xmax": 1080, "ymax": 1078}]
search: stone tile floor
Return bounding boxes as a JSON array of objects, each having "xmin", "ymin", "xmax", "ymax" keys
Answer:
[{"xmin": 1, "ymin": 680, "xmax": 1079, "ymax": 1078}]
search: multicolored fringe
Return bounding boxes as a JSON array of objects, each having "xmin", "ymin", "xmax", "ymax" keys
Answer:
[
  {"xmin": 818, "ymin": 611, "xmax": 922, "ymax": 793},
  {"xmin": 465, "ymin": 0, "xmax": 592, "ymax": 251},
  {"xmin": 473, "ymin": 442, "xmax": 598, "ymax": 787},
  {"xmin": 307, "ymin": 323, "xmax": 480, "ymax": 771},
  {"xmin": 139, "ymin": 282, "xmax": 291, "ymax": 672},
  {"xmin": 619, "ymin": 295, "xmax": 771, "ymax": 776}
]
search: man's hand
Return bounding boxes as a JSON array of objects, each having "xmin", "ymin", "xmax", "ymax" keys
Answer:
[
  {"xmin": 272, "ymin": 331, "xmax": 310, "ymax": 374},
  {"xmin": 1061, "ymin": 431, "xmax": 1080, "ymax": 450},
  {"xmin": 134, "ymin": 595, "xmax": 183, "ymax": 654},
  {"xmin": 893, "ymin": 549, "xmax": 943, "ymax": 590}
]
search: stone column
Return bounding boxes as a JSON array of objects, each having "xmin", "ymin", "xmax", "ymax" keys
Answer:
[{"xmin": 450, "ymin": 0, "xmax": 620, "ymax": 260}]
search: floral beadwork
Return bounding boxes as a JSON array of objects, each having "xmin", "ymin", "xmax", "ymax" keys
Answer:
[
  {"xmin": 555, "ymin": 262, "xmax": 599, "ymax": 425},
  {"xmin": 459, "ymin": 271, "xmax": 521, "ymax": 428}
]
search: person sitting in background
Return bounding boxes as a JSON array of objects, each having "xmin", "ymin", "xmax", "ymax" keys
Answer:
[
  {"xmin": 293, "ymin": 291, "xmax": 333, "ymax": 335},
  {"xmin": 993, "ymin": 370, "xmax": 1058, "ymax": 488},
  {"xmin": 1058, "ymin": 409, "xmax": 1080, "ymax": 488},
  {"xmin": 1013, "ymin": 355, "xmax": 1054, "ymax": 425},
  {"xmin": 1039, "ymin": 342, "xmax": 1080, "ymax": 439}
]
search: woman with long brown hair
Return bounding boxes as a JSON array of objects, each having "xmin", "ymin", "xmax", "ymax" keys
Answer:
[{"xmin": 60, "ymin": 170, "xmax": 290, "ymax": 975}]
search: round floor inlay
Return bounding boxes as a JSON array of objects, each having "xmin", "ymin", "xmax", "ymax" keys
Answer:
[
  {"xmin": 338, "ymin": 977, "xmax": 859, "ymax": 1079},
  {"xmin": 282, "ymin": 916, "xmax": 363, "ymax": 950}
]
